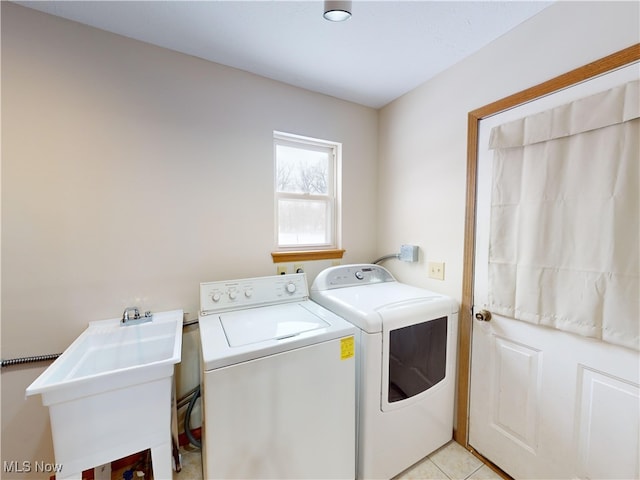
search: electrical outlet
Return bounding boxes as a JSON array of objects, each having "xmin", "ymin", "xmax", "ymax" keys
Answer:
[
  {"xmin": 428, "ymin": 262, "xmax": 445, "ymax": 280},
  {"xmin": 277, "ymin": 265, "xmax": 287, "ymax": 275}
]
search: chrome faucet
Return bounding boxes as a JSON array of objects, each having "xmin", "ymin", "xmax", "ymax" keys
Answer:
[
  {"xmin": 121, "ymin": 306, "xmax": 153, "ymax": 326},
  {"xmin": 122, "ymin": 306, "xmax": 140, "ymax": 323}
]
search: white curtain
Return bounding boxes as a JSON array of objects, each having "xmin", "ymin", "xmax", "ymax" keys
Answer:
[{"xmin": 488, "ymin": 80, "xmax": 639, "ymax": 351}]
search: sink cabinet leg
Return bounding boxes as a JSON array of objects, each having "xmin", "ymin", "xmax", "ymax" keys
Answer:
[{"xmin": 151, "ymin": 442, "xmax": 173, "ymax": 479}]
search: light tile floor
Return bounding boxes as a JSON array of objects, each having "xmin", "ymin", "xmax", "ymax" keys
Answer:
[
  {"xmin": 394, "ymin": 441, "xmax": 505, "ymax": 480},
  {"xmin": 172, "ymin": 441, "xmax": 504, "ymax": 480}
]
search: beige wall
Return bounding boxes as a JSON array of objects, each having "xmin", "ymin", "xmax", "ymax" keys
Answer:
[
  {"xmin": 2, "ymin": 0, "xmax": 639, "ymax": 475},
  {"xmin": 1, "ymin": 3, "xmax": 378, "ymax": 472},
  {"xmin": 377, "ymin": 1, "xmax": 639, "ymax": 302}
]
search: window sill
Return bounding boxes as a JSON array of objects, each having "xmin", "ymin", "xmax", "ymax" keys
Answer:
[{"xmin": 271, "ymin": 249, "xmax": 345, "ymax": 263}]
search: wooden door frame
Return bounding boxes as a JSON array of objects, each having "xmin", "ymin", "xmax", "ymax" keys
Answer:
[{"xmin": 455, "ymin": 43, "xmax": 640, "ymax": 447}]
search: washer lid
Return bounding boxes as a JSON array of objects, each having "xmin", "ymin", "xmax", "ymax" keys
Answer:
[
  {"xmin": 220, "ymin": 303, "xmax": 329, "ymax": 347},
  {"xmin": 199, "ymin": 300, "xmax": 356, "ymax": 371}
]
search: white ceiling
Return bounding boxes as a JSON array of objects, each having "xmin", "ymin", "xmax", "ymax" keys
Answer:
[{"xmin": 14, "ymin": 1, "xmax": 553, "ymax": 108}]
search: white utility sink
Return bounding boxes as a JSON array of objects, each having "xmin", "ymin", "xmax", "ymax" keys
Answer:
[
  {"xmin": 27, "ymin": 310, "xmax": 182, "ymax": 404},
  {"xmin": 26, "ymin": 309, "xmax": 183, "ymax": 480}
]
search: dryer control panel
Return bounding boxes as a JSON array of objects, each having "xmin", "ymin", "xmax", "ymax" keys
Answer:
[
  {"xmin": 311, "ymin": 264, "xmax": 396, "ymax": 290},
  {"xmin": 200, "ymin": 273, "xmax": 308, "ymax": 314}
]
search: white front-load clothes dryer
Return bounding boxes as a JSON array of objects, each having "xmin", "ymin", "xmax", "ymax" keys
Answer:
[
  {"xmin": 311, "ymin": 264, "xmax": 458, "ymax": 480},
  {"xmin": 199, "ymin": 273, "xmax": 356, "ymax": 480}
]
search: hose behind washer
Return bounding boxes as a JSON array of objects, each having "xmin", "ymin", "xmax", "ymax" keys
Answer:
[{"xmin": 184, "ymin": 384, "xmax": 202, "ymax": 449}]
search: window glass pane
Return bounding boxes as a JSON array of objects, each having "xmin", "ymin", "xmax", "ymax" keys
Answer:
[
  {"xmin": 278, "ymin": 198, "xmax": 331, "ymax": 246},
  {"xmin": 276, "ymin": 145, "xmax": 329, "ymax": 195}
]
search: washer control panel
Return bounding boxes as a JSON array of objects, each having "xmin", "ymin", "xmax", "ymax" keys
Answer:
[
  {"xmin": 311, "ymin": 264, "xmax": 396, "ymax": 290},
  {"xmin": 200, "ymin": 273, "xmax": 308, "ymax": 314}
]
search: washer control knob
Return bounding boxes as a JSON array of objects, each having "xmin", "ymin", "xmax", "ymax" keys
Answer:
[
  {"xmin": 286, "ymin": 282, "xmax": 296, "ymax": 294},
  {"xmin": 355, "ymin": 271, "xmax": 364, "ymax": 280},
  {"xmin": 228, "ymin": 290, "xmax": 237, "ymax": 300},
  {"xmin": 244, "ymin": 288, "xmax": 253, "ymax": 298},
  {"xmin": 212, "ymin": 292, "xmax": 221, "ymax": 302}
]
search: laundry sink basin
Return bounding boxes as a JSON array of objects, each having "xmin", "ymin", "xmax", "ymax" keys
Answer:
[
  {"xmin": 26, "ymin": 309, "xmax": 183, "ymax": 405},
  {"xmin": 26, "ymin": 309, "xmax": 183, "ymax": 479}
]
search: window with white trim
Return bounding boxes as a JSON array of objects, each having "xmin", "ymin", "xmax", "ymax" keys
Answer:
[{"xmin": 274, "ymin": 131, "xmax": 341, "ymax": 251}]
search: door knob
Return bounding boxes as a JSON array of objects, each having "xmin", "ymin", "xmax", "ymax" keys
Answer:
[{"xmin": 474, "ymin": 309, "xmax": 492, "ymax": 322}]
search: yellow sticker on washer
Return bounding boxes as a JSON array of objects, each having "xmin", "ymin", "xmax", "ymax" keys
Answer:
[{"xmin": 340, "ymin": 336, "xmax": 355, "ymax": 360}]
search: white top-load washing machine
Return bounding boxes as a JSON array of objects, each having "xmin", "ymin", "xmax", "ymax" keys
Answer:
[
  {"xmin": 311, "ymin": 264, "xmax": 458, "ymax": 480},
  {"xmin": 199, "ymin": 273, "xmax": 356, "ymax": 479}
]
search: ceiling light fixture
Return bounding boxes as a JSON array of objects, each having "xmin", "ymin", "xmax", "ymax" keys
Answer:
[{"xmin": 323, "ymin": 0, "xmax": 352, "ymax": 22}]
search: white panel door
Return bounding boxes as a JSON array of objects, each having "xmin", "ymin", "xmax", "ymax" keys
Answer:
[{"xmin": 469, "ymin": 63, "xmax": 640, "ymax": 479}]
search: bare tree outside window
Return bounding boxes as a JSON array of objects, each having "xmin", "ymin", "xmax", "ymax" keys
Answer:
[{"xmin": 276, "ymin": 145, "xmax": 329, "ymax": 194}]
